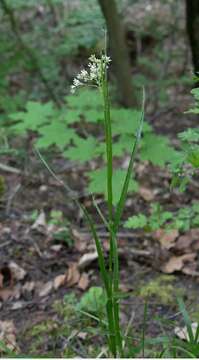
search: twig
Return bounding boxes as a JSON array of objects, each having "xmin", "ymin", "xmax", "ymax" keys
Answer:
[
  {"xmin": 0, "ymin": 240, "xmax": 11, "ymax": 249},
  {"xmin": 0, "ymin": 163, "xmax": 21, "ymax": 174},
  {"xmin": 30, "ymin": 237, "xmax": 43, "ymax": 258},
  {"xmin": 123, "ymin": 310, "xmax": 135, "ymax": 350},
  {"xmin": 6, "ymin": 183, "xmax": 21, "ymax": 215}
]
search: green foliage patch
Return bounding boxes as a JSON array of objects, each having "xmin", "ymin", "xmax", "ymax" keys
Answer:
[
  {"xmin": 125, "ymin": 201, "xmax": 199, "ymax": 232},
  {"xmin": 8, "ymin": 88, "xmax": 177, "ymax": 203}
]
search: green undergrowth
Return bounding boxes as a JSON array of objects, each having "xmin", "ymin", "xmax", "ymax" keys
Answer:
[
  {"xmin": 125, "ymin": 201, "xmax": 199, "ymax": 232},
  {"xmin": 137, "ymin": 275, "xmax": 184, "ymax": 305},
  {"xmin": 6, "ymin": 88, "xmax": 178, "ymax": 202},
  {"xmin": 17, "ymin": 287, "xmax": 199, "ymax": 358},
  {"xmin": 22, "ymin": 292, "xmax": 106, "ymax": 358}
]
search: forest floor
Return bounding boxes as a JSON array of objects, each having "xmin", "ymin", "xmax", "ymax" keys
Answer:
[{"xmin": 1, "ymin": 89, "xmax": 199, "ymax": 357}]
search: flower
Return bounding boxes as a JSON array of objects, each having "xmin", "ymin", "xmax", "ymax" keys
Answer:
[{"xmin": 70, "ymin": 54, "xmax": 111, "ymax": 93}]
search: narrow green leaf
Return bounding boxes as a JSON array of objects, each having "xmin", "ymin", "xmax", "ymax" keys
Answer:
[{"xmin": 113, "ymin": 89, "xmax": 145, "ymax": 233}]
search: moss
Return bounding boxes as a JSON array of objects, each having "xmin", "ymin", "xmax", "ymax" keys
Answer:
[
  {"xmin": 0, "ymin": 175, "xmax": 5, "ymax": 199},
  {"xmin": 138, "ymin": 275, "xmax": 184, "ymax": 305}
]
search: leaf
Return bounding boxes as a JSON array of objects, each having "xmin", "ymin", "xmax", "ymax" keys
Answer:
[
  {"xmin": 111, "ymin": 108, "xmax": 151, "ymax": 135},
  {"xmin": 66, "ymin": 263, "xmax": 80, "ymax": 287},
  {"xmin": 31, "ymin": 211, "xmax": 46, "ymax": 232},
  {"xmin": 38, "ymin": 281, "xmax": 53, "ymax": 297},
  {"xmin": 66, "ymin": 88, "xmax": 103, "ymax": 110},
  {"xmin": 63, "ymin": 136, "xmax": 98, "ymax": 163},
  {"xmin": 139, "ymin": 186, "xmax": 155, "ymax": 201},
  {"xmin": 84, "ymin": 109, "xmax": 104, "ymax": 123},
  {"xmin": 9, "ymin": 262, "xmax": 26, "ymax": 281},
  {"xmin": 10, "ymin": 101, "xmax": 54, "ymax": 133},
  {"xmin": 64, "ymin": 109, "xmax": 82, "ymax": 124},
  {"xmin": 161, "ymin": 253, "xmax": 196, "ymax": 274},
  {"xmin": 188, "ymin": 148, "xmax": 199, "ymax": 168},
  {"xmin": 87, "ymin": 168, "xmax": 138, "ymax": 205},
  {"xmin": 78, "ymin": 273, "xmax": 89, "ymax": 290},
  {"xmin": 35, "ymin": 122, "xmax": 77, "ymax": 150},
  {"xmin": 78, "ymin": 251, "xmax": 98, "ymax": 270},
  {"xmin": 175, "ymin": 323, "xmax": 199, "ymax": 343},
  {"xmin": 124, "ymin": 214, "xmax": 147, "ymax": 229},
  {"xmin": 53, "ymin": 274, "xmax": 66, "ymax": 290},
  {"xmin": 153, "ymin": 229, "xmax": 179, "ymax": 249},
  {"xmin": 179, "ymin": 128, "xmax": 199, "ymax": 143},
  {"xmin": 77, "ymin": 286, "xmax": 106, "ymax": 314},
  {"xmin": 140, "ymin": 133, "xmax": 177, "ymax": 166},
  {"xmin": 0, "ymin": 320, "xmax": 19, "ymax": 352}
]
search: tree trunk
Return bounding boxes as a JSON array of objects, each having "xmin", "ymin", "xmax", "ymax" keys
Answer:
[
  {"xmin": 185, "ymin": 0, "xmax": 199, "ymax": 75},
  {"xmin": 98, "ymin": 0, "xmax": 137, "ymax": 108}
]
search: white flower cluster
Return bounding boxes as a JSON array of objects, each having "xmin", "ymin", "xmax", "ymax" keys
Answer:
[{"xmin": 71, "ymin": 54, "xmax": 111, "ymax": 93}]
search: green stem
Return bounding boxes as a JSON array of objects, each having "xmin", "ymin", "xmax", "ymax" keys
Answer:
[{"xmin": 101, "ymin": 67, "xmax": 124, "ymax": 357}]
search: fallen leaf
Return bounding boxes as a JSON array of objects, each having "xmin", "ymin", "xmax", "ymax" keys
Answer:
[
  {"xmin": 38, "ymin": 281, "xmax": 53, "ymax": 297},
  {"xmin": 50, "ymin": 244, "xmax": 62, "ymax": 252},
  {"xmin": 175, "ymin": 323, "xmax": 199, "ymax": 342},
  {"xmin": 77, "ymin": 331, "xmax": 87, "ymax": 340},
  {"xmin": 9, "ymin": 262, "xmax": 26, "ymax": 281},
  {"xmin": 22, "ymin": 281, "xmax": 35, "ymax": 293},
  {"xmin": 11, "ymin": 301, "xmax": 25, "ymax": 310},
  {"xmin": 53, "ymin": 274, "xmax": 66, "ymax": 290},
  {"xmin": 182, "ymin": 262, "xmax": 199, "ymax": 276},
  {"xmin": 78, "ymin": 273, "xmax": 89, "ymax": 290},
  {"xmin": 175, "ymin": 234, "xmax": 193, "ymax": 251},
  {"xmin": 161, "ymin": 253, "xmax": 196, "ymax": 274},
  {"xmin": 78, "ymin": 251, "xmax": 98, "ymax": 270},
  {"xmin": 0, "ymin": 288, "xmax": 14, "ymax": 301},
  {"xmin": 139, "ymin": 186, "xmax": 155, "ymax": 201},
  {"xmin": 175, "ymin": 229, "xmax": 199, "ymax": 252},
  {"xmin": 66, "ymin": 263, "xmax": 80, "ymax": 287},
  {"xmin": 154, "ymin": 229, "xmax": 179, "ymax": 249},
  {"xmin": 31, "ymin": 211, "xmax": 46, "ymax": 232},
  {"xmin": 0, "ymin": 273, "xmax": 3, "ymax": 288},
  {"xmin": 72, "ymin": 228, "xmax": 90, "ymax": 252},
  {"xmin": 0, "ymin": 320, "xmax": 19, "ymax": 352},
  {"xmin": 190, "ymin": 228, "xmax": 199, "ymax": 240}
]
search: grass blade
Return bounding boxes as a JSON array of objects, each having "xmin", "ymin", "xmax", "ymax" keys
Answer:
[
  {"xmin": 177, "ymin": 297, "xmax": 195, "ymax": 344},
  {"xmin": 113, "ymin": 88, "xmax": 145, "ymax": 234}
]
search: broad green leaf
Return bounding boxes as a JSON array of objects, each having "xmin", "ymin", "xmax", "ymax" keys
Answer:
[
  {"xmin": 84, "ymin": 109, "xmax": 104, "ymax": 123},
  {"xmin": 10, "ymin": 101, "xmax": 54, "ymax": 133},
  {"xmin": 111, "ymin": 108, "xmax": 151, "ymax": 135},
  {"xmin": 87, "ymin": 168, "xmax": 138, "ymax": 205},
  {"xmin": 66, "ymin": 88, "xmax": 103, "ymax": 110},
  {"xmin": 77, "ymin": 286, "xmax": 106, "ymax": 314},
  {"xmin": 35, "ymin": 122, "xmax": 77, "ymax": 149},
  {"xmin": 96, "ymin": 135, "xmax": 136, "ymax": 159},
  {"xmin": 141, "ymin": 133, "xmax": 177, "ymax": 166},
  {"xmin": 64, "ymin": 109, "xmax": 81, "ymax": 124},
  {"xmin": 63, "ymin": 136, "xmax": 98, "ymax": 163}
]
